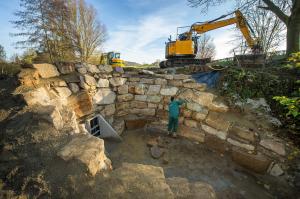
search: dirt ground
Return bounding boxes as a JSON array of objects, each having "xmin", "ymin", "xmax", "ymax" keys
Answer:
[{"xmin": 106, "ymin": 129, "xmax": 297, "ymax": 199}]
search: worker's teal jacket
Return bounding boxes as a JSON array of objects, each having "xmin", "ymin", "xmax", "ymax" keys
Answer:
[{"xmin": 168, "ymin": 100, "xmax": 185, "ymax": 118}]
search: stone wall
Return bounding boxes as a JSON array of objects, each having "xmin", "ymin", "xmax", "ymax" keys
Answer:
[{"xmin": 18, "ymin": 62, "xmax": 288, "ymax": 175}]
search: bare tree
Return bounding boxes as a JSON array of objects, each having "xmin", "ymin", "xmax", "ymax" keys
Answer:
[
  {"xmin": 231, "ymin": 0, "xmax": 287, "ymax": 54},
  {"xmin": 187, "ymin": 0, "xmax": 299, "ymax": 55},
  {"xmin": 12, "ymin": 0, "xmax": 106, "ymax": 63},
  {"xmin": 0, "ymin": 44, "xmax": 6, "ymax": 62},
  {"xmin": 196, "ymin": 34, "xmax": 216, "ymax": 59}
]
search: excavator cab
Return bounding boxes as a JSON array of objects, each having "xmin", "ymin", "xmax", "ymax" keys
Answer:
[{"xmin": 107, "ymin": 51, "xmax": 124, "ymax": 67}]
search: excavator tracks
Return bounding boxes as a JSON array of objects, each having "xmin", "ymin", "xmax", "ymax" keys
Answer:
[{"xmin": 159, "ymin": 57, "xmax": 211, "ymax": 68}]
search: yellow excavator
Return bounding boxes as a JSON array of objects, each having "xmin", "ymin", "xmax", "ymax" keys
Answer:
[
  {"xmin": 160, "ymin": 10, "xmax": 263, "ymax": 68},
  {"xmin": 100, "ymin": 51, "xmax": 125, "ymax": 67}
]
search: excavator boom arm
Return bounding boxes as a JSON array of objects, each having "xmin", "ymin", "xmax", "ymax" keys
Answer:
[{"xmin": 189, "ymin": 11, "xmax": 256, "ymax": 49}]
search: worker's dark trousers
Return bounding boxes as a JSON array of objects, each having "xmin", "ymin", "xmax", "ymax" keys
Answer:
[{"xmin": 168, "ymin": 116, "xmax": 179, "ymax": 133}]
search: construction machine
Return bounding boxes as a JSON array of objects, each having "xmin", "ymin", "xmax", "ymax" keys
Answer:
[
  {"xmin": 159, "ymin": 10, "xmax": 264, "ymax": 68},
  {"xmin": 100, "ymin": 51, "xmax": 125, "ymax": 67}
]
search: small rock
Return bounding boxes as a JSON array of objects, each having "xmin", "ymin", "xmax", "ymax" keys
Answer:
[
  {"xmin": 269, "ymin": 163, "xmax": 284, "ymax": 176},
  {"xmin": 150, "ymin": 145, "xmax": 164, "ymax": 159}
]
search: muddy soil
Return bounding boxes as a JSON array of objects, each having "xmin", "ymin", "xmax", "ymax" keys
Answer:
[{"xmin": 106, "ymin": 129, "xmax": 297, "ymax": 199}]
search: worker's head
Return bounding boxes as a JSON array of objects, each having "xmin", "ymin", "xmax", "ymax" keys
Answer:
[{"xmin": 171, "ymin": 96, "xmax": 174, "ymax": 101}]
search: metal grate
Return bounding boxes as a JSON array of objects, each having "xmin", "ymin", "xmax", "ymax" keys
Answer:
[{"xmin": 90, "ymin": 117, "xmax": 101, "ymax": 136}]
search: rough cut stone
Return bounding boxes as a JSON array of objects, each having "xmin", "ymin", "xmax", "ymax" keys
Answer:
[
  {"xmin": 101, "ymin": 104, "xmax": 116, "ymax": 116},
  {"xmin": 229, "ymin": 125, "xmax": 256, "ymax": 142},
  {"xmin": 68, "ymin": 83, "xmax": 80, "ymax": 93},
  {"xmin": 32, "ymin": 63, "xmax": 60, "ymax": 78},
  {"xmin": 68, "ymin": 91, "xmax": 92, "ymax": 117},
  {"xmin": 113, "ymin": 119, "xmax": 125, "ymax": 135},
  {"xmin": 37, "ymin": 105, "xmax": 64, "ymax": 130},
  {"xmin": 168, "ymin": 80, "xmax": 183, "ymax": 87},
  {"xmin": 184, "ymin": 119, "xmax": 198, "ymax": 128},
  {"xmin": 117, "ymin": 94, "xmax": 134, "ymax": 102},
  {"xmin": 183, "ymin": 83, "xmax": 206, "ymax": 91},
  {"xmin": 179, "ymin": 126, "xmax": 205, "ymax": 143},
  {"xmin": 98, "ymin": 65, "xmax": 113, "ymax": 73},
  {"xmin": 77, "ymin": 67, "xmax": 87, "ymax": 74},
  {"xmin": 201, "ymin": 124, "xmax": 227, "ymax": 140},
  {"xmin": 86, "ymin": 64, "xmax": 100, "ymax": 73},
  {"xmin": 118, "ymin": 85, "xmax": 129, "ymax": 94},
  {"xmin": 129, "ymin": 77, "xmax": 140, "ymax": 82},
  {"xmin": 187, "ymin": 102, "xmax": 205, "ymax": 112},
  {"xmin": 231, "ymin": 149, "xmax": 271, "ymax": 173},
  {"xmin": 93, "ymin": 89, "xmax": 116, "ymax": 105},
  {"xmin": 209, "ymin": 101, "xmax": 229, "ymax": 113},
  {"xmin": 147, "ymin": 95, "xmax": 162, "ymax": 103},
  {"xmin": 160, "ymin": 87, "xmax": 178, "ymax": 96},
  {"xmin": 131, "ymin": 101, "xmax": 148, "ymax": 109},
  {"xmin": 192, "ymin": 111, "xmax": 208, "ymax": 121},
  {"xmin": 84, "ymin": 74, "xmax": 97, "ymax": 86},
  {"xmin": 205, "ymin": 112, "xmax": 231, "ymax": 132},
  {"xmin": 135, "ymin": 95, "xmax": 147, "ymax": 101},
  {"xmin": 155, "ymin": 78, "xmax": 167, "ymax": 85},
  {"xmin": 18, "ymin": 68, "xmax": 40, "ymax": 87},
  {"xmin": 23, "ymin": 87, "xmax": 51, "ymax": 106},
  {"xmin": 164, "ymin": 74, "xmax": 173, "ymax": 80},
  {"xmin": 109, "ymin": 77, "xmax": 127, "ymax": 87},
  {"xmin": 135, "ymin": 84, "xmax": 146, "ymax": 94},
  {"xmin": 183, "ymin": 79, "xmax": 196, "ymax": 83},
  {"xmin": 97, "ymin": 78, "xmax": 110, "ymax": 88},
  {"xmin": 227, "ymin": 138, "xmax": 255, "ymax": 151},
  {"xmin": 53, "ymin": 87, "xmax": 72, "ymax": 98},
  {"xmin": 116, "ymin": 102, "xmax": 131, "ymax": 110},
  {"xmin": 57, "ymin": 135, "xmax": 112, "ymax": 176},
  {"xmin": 57, "ymin": 64, "xmax": 75, "ymax": 74},
  {"xmin": 147, "ymin": 85, "xmax": 161, "ymax": 95},
  {"xmin": 173, "ymin": 74, "xmax": 190, "ymax": 80},
  {"xmin": 148, "ymin": 103, "xmax": 158, "ymax": 108},
  {"xmin": 140, "ymin": 78, "xmax": 154, "ymax": 84},
  {"xmin": 260, "ymin": 139, "xmax": 286, "ymax": 156}
]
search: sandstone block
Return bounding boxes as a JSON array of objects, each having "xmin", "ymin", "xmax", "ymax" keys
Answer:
[
  {"xmin": 116, "ymin": 102, "xmax": 131, "ymax": 110},
  {"xmin": 204, "ymin": 134, "xmax": 228, "ymax": 153},
  {"xmin": 201, "ymin": 124, "xmax": 227, "ymax": 140},
  {"xmin": 260, "ymin": 139, "xmax": 286, "ymax": 156},
  {"xmin": 57, "ymin": 64, "xmax": 75, "ymax": 74},
  {"xmin": 101, "ymin": 104, "xmax": 116, "ymax": 116},
  {"xmin": 164, "ymin": 74, "xmax": 173, "ymax": 80},
  {"xmin": 130, "ymin": 108, "xmax": 156, "ymax": 116},
  {"xmin": 84, "ymin": 74, "xmax": 97, "ymax": 86},
  {"xmin": 109, "ymin": 77, "xmax": 127, "ymax": 87},
  {"xmin": 97, "ymin": 78, "xmax": 110, "ymax": 88},
  {"xmin": 23, "ymin": 87, "xmax": 51, "ymax": 106},
  {"xmin": 178, "ymin": 126, "xmax": 205, "ymax": 143},
  {"xmin": 135, "ymin": 95, "xmax": 147, "ymax": 101},
  {"xmin": 148, "ymin": 103, "xmax": 158, "ymax": 108},
  {"xmin": 57, "ymin": 135, "xmax": 112, "ymax": 176},
  {"xmin": 147, "ymin": 95, "xmax": 162, "ymax": 103},
  {"xmin": 135, "ymin": 84, "xmax": 147, "ymax": 94},
  {"xmin": 77, "ymin": 67, "xmax": 87, "ymax": 74},
  {"xmin": 183, "ymin": 82, "xmax": 206, "ymax": 91},
  {"xmin": 209, "ymin": 101, "xmax": 229, "ymax": 113},
  {"xmin": 18, "ymin": 68, "xmax": 40, "ymax": 87},
  {"xmin": 86, "ymin": 64, "xmax": 100, "ymax": 73},
  {"xmin": 129, "ymin": 77, "xmax": 140, "ymax": 82},
  {"xmin": 140, "ymin": 78, "xmax": 154, "ymax": 84},
  {"xmin": 117, "ymin": 94, "xmax": 134, "ymax": 102},
  {"xmin": 147, "ymin": 85, "xmax": 161, "ymax": 95},
  {"xmin": 168, "ymin": 80, "xmax": 183, "ymax": 87},
  {"xmin": 93, "ymin": 89, "xmax": 116, "ymax": 105},
  {"xmin": 131, "ymin": 101, "xmax": 148, "ymax": 109},
  {"xmin": 68, "ymin": 91, "xmax": 92, "ymax": 117},
  {"xmin": 160, "ymin": 87, "xmax": 178, "ymax": 96},
  {"xmin": 192, "ymin": 111, "xmax": 208, "ymax": 121},
  {"xmin": 205, "ymin": 112, "xmax": 231, "ymax": 132},
  {"xmin": 173, "ymin": 74, "xmax": 190, "ymax": 80},
  {"xmin": 155, "ymin": 78, "xmax": 167, "ymax": 85},
  {"xmin": 231, "ymin": 149, "xmax": 271, "ymax": 173},
  {"xmin": 186, "ymin": 102, "xmax": 205, "ymax": 112},
  {"xmin": 229, "ymin": 125, "xmax": 256, "ymax": 142},
  {"xmin": 227, "ymin": 138, "xmax": 255, "ymax": 151},
  {"xmin": 53, "ymin": 87, "xmax": 72, "ymax": 98},
  {"xmin": 33, "ymin": 63, "xmax": 60, "ymax": 78},
  {"xmin": 98, "ymin": 65, "xmax": 113, "ymax": 73},
  {"xmin": 118, "ymin": 84, "xmax": 129, "ymax": 94}
]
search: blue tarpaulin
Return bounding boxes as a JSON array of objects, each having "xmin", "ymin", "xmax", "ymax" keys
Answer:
[{"xmin": 192, "ymin": 71, "xmax": 220, "ymax": 88}]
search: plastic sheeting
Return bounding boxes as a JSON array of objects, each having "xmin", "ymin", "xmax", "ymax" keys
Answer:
[{"xmin": 192, "ymin": 71, "xmax": 220, "ymax": 88}]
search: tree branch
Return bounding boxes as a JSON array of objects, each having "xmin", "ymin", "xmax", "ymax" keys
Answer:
[{"xmin": 261, "ymin": 0, "xmax": 289, "ymax": 25}]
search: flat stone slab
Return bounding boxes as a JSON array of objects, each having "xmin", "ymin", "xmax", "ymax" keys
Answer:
[{"xmin": 260, "ymin": 139, "xmax": 286, "ymax": 156}]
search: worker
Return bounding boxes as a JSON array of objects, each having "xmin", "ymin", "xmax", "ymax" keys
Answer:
[{"xmin": 168, "ymin": 96, "xmax": 186, "ymax": 138}]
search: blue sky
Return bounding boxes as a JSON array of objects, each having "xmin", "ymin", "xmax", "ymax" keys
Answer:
[{"xmin": 0, "ymin": 0, "xmax": 269, "ymax": 63}]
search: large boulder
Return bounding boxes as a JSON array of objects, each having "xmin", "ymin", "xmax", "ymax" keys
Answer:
[
  {"xmin": 93, "ymin": 89, "xmax": 116, "ymax": 105},
  {"xmin": 166, "ymin": 177, "xmax": 216, "ymax": 199},
  {"xmin": 68, "ymin": 91, "xmax": 92, "ymax": 117},
  {"xmin": 18, "ymin": 68, "xmax": 40, "ymax": 87},
  {"xmin": 23, "ymin": 87, "xmax": 51, "ymax": 106},
  {"xmin": 205, "ymin": 112, "xmax": 231, "ymax": 132},
  {"xmin": 186, "ymin": 102, "xmax": 205, "ymax": 112},
  {"xmin": 33, "ymin": 63, "xmax": 60, "ymax": 78},
  {"xmin": 57, "ymin": 135, "xmax": 112, "ymax": 176}
]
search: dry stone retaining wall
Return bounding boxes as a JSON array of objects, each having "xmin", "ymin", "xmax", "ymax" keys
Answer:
[{"xmin": 18, "ymin": 62, "xmax": 288, "ymax": 175}]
